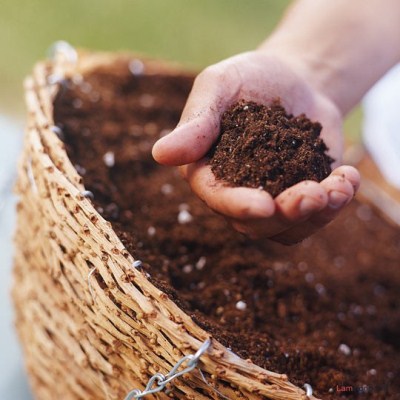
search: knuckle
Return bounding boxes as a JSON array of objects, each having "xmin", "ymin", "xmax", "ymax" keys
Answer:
[{"xmin": 196, "ymin": 64, "xmax": 226, "ymax": 84}]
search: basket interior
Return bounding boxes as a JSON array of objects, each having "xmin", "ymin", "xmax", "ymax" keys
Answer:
[{"xmin": 52, "ymin": 57, "xmax": 400, "ymax": 399}]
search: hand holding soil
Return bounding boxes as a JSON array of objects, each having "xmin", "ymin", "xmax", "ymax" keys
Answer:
[{"xmin": 153, "ymin": 51, "xmax": 360, "ymax": 244}]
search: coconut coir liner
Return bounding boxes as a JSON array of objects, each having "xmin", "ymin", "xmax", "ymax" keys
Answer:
[
  {"xmin": 209, "ymin": 101, "xmax": 333, "ymax": 197},
  {"xmin": 53, "ymin": 60, "xmax": 400, "ymax": 399}
]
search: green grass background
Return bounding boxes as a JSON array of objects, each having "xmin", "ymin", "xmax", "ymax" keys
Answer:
[{"xmin": 0, "ymin": 0, "xmax": 361, "ymax": 136}]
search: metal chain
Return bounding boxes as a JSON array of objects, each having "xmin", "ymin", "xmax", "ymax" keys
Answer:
[{"xmin": 124, "ymin": 339, "xmax": 211, "ymax": 400}]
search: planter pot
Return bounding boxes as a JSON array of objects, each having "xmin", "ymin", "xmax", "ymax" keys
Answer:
[
  {"xmin": 13, "ymin": 48, "xmax": 314, "ymax": 400},
  {"xmin": 13, "ymin": 46, "xmax": 400, "ymax": 400}
]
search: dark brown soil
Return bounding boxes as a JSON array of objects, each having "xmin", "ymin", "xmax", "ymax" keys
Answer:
[
  {"xmin": 53, "ymin": 59, "xmax": 400, "ymax": 399},
  {"xmin": 209, "ymin": 101, "xmax": 333, "ymax": 197}
]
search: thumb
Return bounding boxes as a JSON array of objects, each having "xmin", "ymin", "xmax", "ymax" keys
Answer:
[{"xmin": 152, "ymin": 61, "xmax": 241, "ymax": 166}]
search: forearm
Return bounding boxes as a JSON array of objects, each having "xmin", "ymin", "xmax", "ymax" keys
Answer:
[{"xmin": 260, "ymin": 0, "xmax": 400, "ymax": 115}]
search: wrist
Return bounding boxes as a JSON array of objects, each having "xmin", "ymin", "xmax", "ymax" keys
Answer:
[{"xmin": 258, "ymin": 38, "xmax": 348, "ymax": 116}]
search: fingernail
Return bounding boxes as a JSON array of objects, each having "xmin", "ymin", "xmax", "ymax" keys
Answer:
[
  {"xmin": 299, "ymin": 198, "xmax": 318, "ymax": 216},
  {"xmin": 328, "ymin": 190, "xmax": 348, "ymax": 209}
]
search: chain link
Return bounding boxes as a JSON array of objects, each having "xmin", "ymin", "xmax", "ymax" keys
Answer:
[{"xmin": 124, "ymin": 339, "xmax": 211, "ymax": 400}]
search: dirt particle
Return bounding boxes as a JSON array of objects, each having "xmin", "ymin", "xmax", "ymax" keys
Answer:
[
  {"xmin": 338, "ymin": 343, "xmax": 351, "ymax": 356},
  {"xmin": 177, "ymin": 209, "xmax": 193, "ymax": 224},
  {"xmin": 235, "ymin": 301, "xmax": 247, "ymax": 311},
  {"xmin": 103, "ymin": 151, "xmax": 115, "ymax": 167}
]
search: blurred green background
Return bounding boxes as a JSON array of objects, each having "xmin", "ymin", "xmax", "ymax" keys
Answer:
[{"xmin": 0, "ymin": 0, "xmax": 361, "ymax": 135}]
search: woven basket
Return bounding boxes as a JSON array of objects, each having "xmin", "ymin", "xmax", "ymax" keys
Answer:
[{"xmin": 13, "ymin": 48, "xmax": 318, "ymax": 400}]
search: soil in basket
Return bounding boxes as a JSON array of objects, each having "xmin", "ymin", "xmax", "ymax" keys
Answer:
[{"xmin": 54, "ymin": 59, "xmax": 400, "ymax": 399}]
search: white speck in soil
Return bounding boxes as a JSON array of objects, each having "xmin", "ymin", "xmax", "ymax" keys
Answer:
[
  {"xmin": 74, "ymin": 164, "xmax": 86, "ymax": 175},
  {"xmin": 105, "ymin": 202, "xmax": 119, "ymax": 219},
  {"xmin": 89, "ymin": 91, "xmax": 100, "ymax": 103},
  {"xmin": 350, "ymin": 304, "xmax": 363, "ymax": 315},
  {"xmin": 132, "ymin": 260, "xmax": 142, "ymax": 268},
  {"xmin": 129, "ymin": 59, "xmax": 145, "ymax": 76},
  {"xmin": 81, "ymin": 190, "xmax": 94, "ymax": 199},
  {"xmin": 72, "ymin": 98, "xmax": 83, "ymax": 109},
  {"xmin": 368, "ymin": 369, "xmax": 377, "ymax": 376},
  {"xmin": 356, "ymin": 204, "xmax": 373, "ymax": 222},
  {"xmin": 147, "ymin": 226, "xmax": 156, "ymax": 236},
  {"xmin": 129, "ymin": 128, "xmax": 143, "ymax": 138},
  {"xmin": 195, "ymin": 256, "xmax": 207, "ymax": 270},
  {"xmin": 216, "ymin": 306, "xmax": 224, "ymax": 315},
  {"xmin": 50, "ymin": 125, "xmax": 64, "ymax": 141},
  {"xmin": 334, "ymin": 255, "xmax": 346, "ymax": 269},
  {"xmin": 160, "ymin": 183, "xmax": 174, "ymax": 195},
  {"xmin": 273, "ymin": 261, "xmax": 286, "ymax": 272},
  {"xmin": 139, "ymin": 94, "xmax": 155, "ymax": 108},
  {"xmin": 178, "ymin": 209, "xmax": 193, "ymax": 224},
  {"xmin": 337, "ymin": 312, "xmax": 346, "ymax": 321},
  {"xmin": 139, "ymin": 141, "xmax": 152, "ymax": 152},
  {"xmin": 338, "ymin": 343, "xmax": 351, "ymax": 356},
  {"xmin": 144, "ymin": 122, "xmax": 158, "ymax": 136},
  {"xmin": 182, "ymin": 264, "xmax": 193, "ymax": 274},
  {"xmin": 80, "ymin": 81, "xmax": 92, "ymax": 94},
  {"xmin": 297, "ymin": 261, "xmax": 308, "ymax": 271},
  {"xmin": 373, "ymin": 284, "xmax": 386, "ymax": 297},
  {"xmin": 82, "ymin": 127, "xmax": 91, "ymax": 137},
  {"xmin": 243, "ymin": 105, "xmax": 249, "ymax": 111},
  {"xmin": 235, "ymin": 300, "xmax": 247, "ymax": 311},
  {"xmin": 305, "ymin": 272, "xmax": 315, "ymax": 283},
  {"xmin": 315, "ymin": 283, "xmax": 326, "ymax": 295},
  {"xmin": 103, "ymin": 151, "xmax": 115, "ymax": 167}
]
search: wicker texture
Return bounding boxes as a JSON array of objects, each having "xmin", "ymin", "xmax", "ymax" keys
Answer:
[{"xmin": 12, "ymin": 51, "xmax": 317, "ymax": 400}]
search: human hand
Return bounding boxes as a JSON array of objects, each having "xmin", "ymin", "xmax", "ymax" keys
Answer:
[{"xmin": 152, "ymin": 50, "xmax": 360, "ymax": 244}]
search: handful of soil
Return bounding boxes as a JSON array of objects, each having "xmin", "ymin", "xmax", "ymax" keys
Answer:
[{"xmin": 209, "ymin": 100, "xmax": 334, "ymax": 197}]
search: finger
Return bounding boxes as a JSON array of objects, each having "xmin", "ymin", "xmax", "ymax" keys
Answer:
[
  {"xmin": 180, "ymin": 160, "xmax": 275, "ymax": 219},
  {"xmin": 152, "ymin": 61, "xmax": 242, "ymax": 166},
  {"xmin": 217, "ymin": 179, "xmax": 330, "ymax": 240},
  {"xmin": 270, "ymin": 165, "xmax": 360, "ymax": 244},
  {"xmin": 275, "ymin": 180, "xmax": 329, "ymax": 222}
]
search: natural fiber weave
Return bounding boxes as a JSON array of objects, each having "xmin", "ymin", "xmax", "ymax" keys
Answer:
[{"xmin": 13, "ymin": 50, "xmax": 318, "ymax": 400}]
